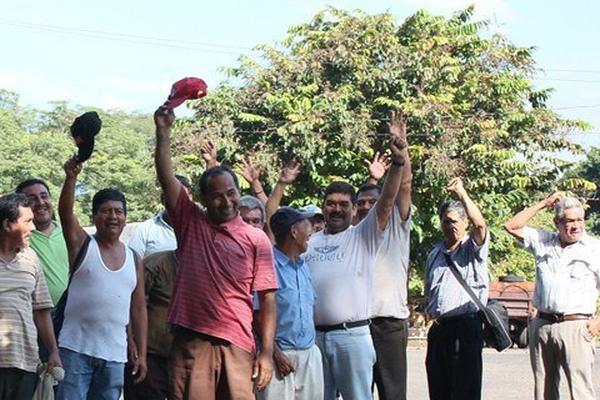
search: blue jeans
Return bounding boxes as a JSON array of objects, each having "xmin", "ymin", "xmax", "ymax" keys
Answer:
[
  {"xmin": 57, "ymin": 348, "xmax": 125, "ymax": 400},
  {"xmin": 316, "ymin": 325, "xmax": 376, "ymax": 400}
]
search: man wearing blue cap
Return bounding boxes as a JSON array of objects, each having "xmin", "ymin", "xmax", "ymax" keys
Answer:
[{"xmin": 256, "ymin": 207, "xmax": 323, "ymax": 400}]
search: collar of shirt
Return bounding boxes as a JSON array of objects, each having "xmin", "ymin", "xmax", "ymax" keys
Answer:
[
  {"xmin": 32, "ymin": 221, "xmax": 61, "ymax": 239},
  {"xmin": 155, "ymin": 211, "xmax": 173, "ymax": 231},
  {"xmin": 273, "ymin": 246, "xmax": 303, "ymax": 269}
]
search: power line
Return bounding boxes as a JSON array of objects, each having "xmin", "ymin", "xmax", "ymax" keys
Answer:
[
  {"xmin": 0, "ymin": 18, "xmax": 250, "ymax": 56},
  {"xmin": 536, "ymin": 78, "xmax": 600, "ymax": 84}
]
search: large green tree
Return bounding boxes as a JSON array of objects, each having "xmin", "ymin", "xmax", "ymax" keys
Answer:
[
  {"xmin": 178, "ymin": 7, "xmax": 593, "ymax": 295},
  {"xmin": 0, "ymin": 89, "xmax": 157, "ymax": 225}
]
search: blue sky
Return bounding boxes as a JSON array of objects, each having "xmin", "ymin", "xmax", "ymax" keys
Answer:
[{"xmin": 1, "ymin": 0, "xmax": 599, "ymax": 149}]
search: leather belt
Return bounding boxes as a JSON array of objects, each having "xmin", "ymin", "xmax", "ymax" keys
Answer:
[
  {"xmin": 316, "ymin": 319, "xmax": 371, "ymax": 332},
  {"xmin": 537, "ymin": 311, "xmax": 592, "ymax": 323}
]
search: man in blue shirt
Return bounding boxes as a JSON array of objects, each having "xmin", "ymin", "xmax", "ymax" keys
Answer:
[{"xmin": 257, "ymin": 207, "xmax": 323, "ymax": 400}]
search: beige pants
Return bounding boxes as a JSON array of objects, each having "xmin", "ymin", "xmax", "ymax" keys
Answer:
[
  {"xmin": 529, "ymin": 317, "xmax": 596, "ymax": 400},
  {"xmin": 256, "ymin": 345, "xmax": 323, "ymax": 400}
]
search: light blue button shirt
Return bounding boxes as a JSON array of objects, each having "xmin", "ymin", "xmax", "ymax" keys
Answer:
[
  {"xmin": 272, "ymin": 247, "xmax": 317, "ymax": 350},
  {"xmin": 425, "ymin": 233, "xmax": 489, "ymax": 319},
  {"xmin": 128, "ymin": 211, "xmax": 176, "ymax": 257}
]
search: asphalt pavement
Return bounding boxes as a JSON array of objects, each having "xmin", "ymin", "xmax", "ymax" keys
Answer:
[{"xmin": 404, "ymin": 347, "xmax": 600, "ymax": 399}]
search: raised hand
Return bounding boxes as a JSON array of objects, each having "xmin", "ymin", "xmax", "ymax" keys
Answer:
[
  {"xmin": 543, "ymin": 191, "xmax": 565, "ymax": 209},
  {"xmin": 447, "ymin": 177, "xmax": 466, "ymax": 196},
  {"xmin": 201, "ymin": 140, "xmax": 219, "ymax": 167},
  {"xmin": 153, "ymin": 106, "xmax": 175, "ymax": 130},
  {"xmin": 63, "ymin": 157, "xmax": 83, "ymax": 179},
  {"xmin": 241, "ymin": 157, "xmax": 261, "ymax": 184},
  {"xmin": 366, "ymin": 151, "xmax": 391, "ymax": 182},
  {"xmin": 278, "ymin": 160, "xmax": 301, "ymax": 184},
  {"xmin": 388, "ymin": 135, "xmax": 407, "ymax": 166},
  {"xmin": 387, "ymin": 109, "xmax": 407, "ymax": 140}
]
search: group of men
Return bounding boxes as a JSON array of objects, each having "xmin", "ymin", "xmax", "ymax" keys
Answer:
[{"xmin": 0, "ymin": 103, "xmax": 598, "ymax": 400}]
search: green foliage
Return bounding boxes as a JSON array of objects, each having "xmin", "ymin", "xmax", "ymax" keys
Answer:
[
  {"xmin": 0, "ymin": 92, "xmax": 158, "ymax": 225},
  {"xmin": 180, "ymin": 7, "xmax": 591, "ymax": 298},
  {"xmin": 1, "ymin": 7, "xmax": 595, "ymax": 303}
]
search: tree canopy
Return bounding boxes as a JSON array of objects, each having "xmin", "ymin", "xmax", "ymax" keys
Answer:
[{"xmin": 0, "ymin": 6, "xmax": 597, "ymax": 299}]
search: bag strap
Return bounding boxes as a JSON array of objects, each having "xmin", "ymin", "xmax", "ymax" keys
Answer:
[
  {"xmin": 443, "ymin": 252, "xmax": 486, "ymax": 311},
  {"xmin": 67, "ymin": 235, "xmax": 92, "ymax": 284}
]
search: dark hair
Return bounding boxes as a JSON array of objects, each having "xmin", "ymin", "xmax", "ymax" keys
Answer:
[
  {"xmin": 357, "ymin": 183, "xmax": 381, "ymax": 196},
  {"xmin": 324, "ymin": 181, "xmax": 356, "ymax": 204},
  {"xmin": 438, "ymin": 200, "xmax": 467, "ymax": 220},
  {"xmin": 92, "ymin": 188, "xmax": 127, "ymax": 216},
  {"xmin": 198, "ymin": 166, "xmax": 239, "ymax": 197},
  {"xmin": 15, "ymin": 178, "xmax": 50, "ymax": 194},
  {"xmin": 174, "ymin": 174, "xmax": 192, "ymax": 191},
  {"xmin": 0, "ymin": 193, "xmax": 32, "ymax": 225}
]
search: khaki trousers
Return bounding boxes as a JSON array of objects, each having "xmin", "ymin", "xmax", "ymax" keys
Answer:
[
  {"xmin": 529, "ymin": 317, "xmax": 596, "ymax": 400},
  {"xmin": 256, "ymin": 345, "xmax": 323, "ymax": 400},
  {"xmin": 169, "ymin": 330, "xmax": 255, "ymax": 400}
]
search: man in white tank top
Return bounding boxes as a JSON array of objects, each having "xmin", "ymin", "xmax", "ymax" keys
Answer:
[{"xmin": 56, "ymin": 157, "xmax": 148, "ymax": 400}]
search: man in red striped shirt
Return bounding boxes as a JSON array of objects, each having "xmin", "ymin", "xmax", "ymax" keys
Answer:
[{"xmin": 153, "ymin": 106, "xmax": 278, "ymax": 400}]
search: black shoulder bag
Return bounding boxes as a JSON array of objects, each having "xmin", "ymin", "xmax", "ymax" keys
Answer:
[
  {"xmin": 52, "ymin": 235, "xmax": 91, "ymax": 338},
  {"xmin": 443, "ymin": 253, "xmax": 512, "ymax": 352}
]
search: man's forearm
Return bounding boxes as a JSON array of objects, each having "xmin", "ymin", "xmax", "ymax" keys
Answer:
[
  {"xmin": 257, "ymin": 291, "xmax": 276, "ymax": 355},
  {"xmin": 58, "ymin": 176, "xmax": 76, "ymax": 224},
  {"xmin": 457, "ymin": 191, "xmax": 486, "ymax": 229},
  {"xmin": 376, "ymin": 163, "xmax": 404, "ymax": 228},
  {"xmin": 155, "ymin": 128, "xmax": 174, "ymax": 188},
  {"xmin": 505, "ymin": 201, "xmax": 546, "ymax": 232},
  {"xmin": 252, "ymin": 180, "xmax": 269, "ymax": 205},
  {"xmin": 33, "ymin": 309, "xmax": 59, "ymax": 354},
  {"xmin": 131, "ymin": 305, "xmax": 148, "ymax": 359}
]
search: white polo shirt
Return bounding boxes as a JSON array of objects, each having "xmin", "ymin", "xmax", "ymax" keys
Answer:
[
  {"xmin": 519, "ymin": 227, "xmax": 600, "ymax": 315},
  {"xmin": 305, "ymin": 208, "xmax": 384, "ymax": 326}
]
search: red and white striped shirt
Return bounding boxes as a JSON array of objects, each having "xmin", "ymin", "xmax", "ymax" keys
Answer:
[{"xmin": 168, "ymin": 187, "xmax": 277, "ymax": 353}]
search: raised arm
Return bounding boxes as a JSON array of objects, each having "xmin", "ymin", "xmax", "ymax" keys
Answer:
[
  {"xmin": 201, "ymin": 139, "xmax": 220, "ymax": 168},
  {"xmin": 447, "ymin": 178, "xmax": 487, "ymax": 246},
  {"xmin": 504, "ymin": 191, "xmax": 564, "ymax": 241},
  {"xmin": 375, "ymin": 110, "xmax": 407, "ymax": 230},
  {"xmin": 154, "ymin": 106, "xmax": 182, "ymax": 213},
  {"xmin": 266, "ymin": 161, "xmax": 301, "ymax": 223},
  {"xmin": 58, "ymin": 158, "xmax": 89, "ymax": 266},
  {"xmin": 240, "ymin": 157, "xmax": 268, "ymax": 204}
]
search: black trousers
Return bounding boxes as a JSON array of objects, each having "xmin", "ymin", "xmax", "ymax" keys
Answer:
[
  {"xmin": 0, "ymin": 368, "xmax": 37, "ymax": 400},
  {"xmin": 370, "ymin": 317, "xmax": 408, "ymax": 400},
  {"xmin": 425, "ymin": 315, "xmax": 484, "ymax": 400},
  {"xmin": 123, "ymin": 354, "xmax": 169, "ymax": 400}
]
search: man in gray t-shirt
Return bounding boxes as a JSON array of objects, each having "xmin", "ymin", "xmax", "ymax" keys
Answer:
[
  {"xmin": 355, "ymin": 132, "xmax": 412, "ymax": 400},
  {"xmin": 424, "ymin": 178, "xmax": 489, "ymax": 400}
]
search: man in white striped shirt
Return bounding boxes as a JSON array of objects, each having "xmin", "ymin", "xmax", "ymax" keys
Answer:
[
  {"xmin": 505, "ymin": 193, "xmax": 600, "ymax": 400},
  {"xmin": 0, "ymin": 193, "xmax": 61, "ymax": 398}
]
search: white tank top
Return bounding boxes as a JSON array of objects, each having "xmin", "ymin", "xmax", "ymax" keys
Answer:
[{"xmin": 59, "ymin": 236, "xmax": 137, "ymax": 362}]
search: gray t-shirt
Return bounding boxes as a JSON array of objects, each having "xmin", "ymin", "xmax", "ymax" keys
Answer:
[
  {"xmin": 305, "ymin": 208, "xmax": 384, "ymax": 326},
  {"xmin": 425, "ymin": 233, "xmax": 489, "ymax": 319},
  {"xmin": 371, "ymin": 206, "xmax": 411, "ymax": 319}
]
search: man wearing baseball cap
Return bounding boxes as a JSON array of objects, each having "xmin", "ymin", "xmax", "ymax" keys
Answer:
[{"xmin": 256, "ymin": 207, "xmax": 323, "ymax": 400}]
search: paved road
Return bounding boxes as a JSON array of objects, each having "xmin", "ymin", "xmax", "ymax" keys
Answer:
[{"xmin": 404, "ymin": 348, "xmax": 600, "ymax": 399}]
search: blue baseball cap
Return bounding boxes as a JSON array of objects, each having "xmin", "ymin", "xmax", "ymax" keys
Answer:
[{"xmin": 270, "ymin": 207, "xmax": 315, "ymax": 240}]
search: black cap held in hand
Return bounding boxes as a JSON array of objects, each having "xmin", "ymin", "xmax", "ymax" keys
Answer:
[{"xmin": 70, "ymin": 111, "xmax": 102, "ymax": 162}]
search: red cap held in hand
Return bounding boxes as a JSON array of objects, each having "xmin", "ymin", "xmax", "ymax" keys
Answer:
[{"xmin": 164, "ymin": 77, "xmax": 208, "ymax": 109}]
